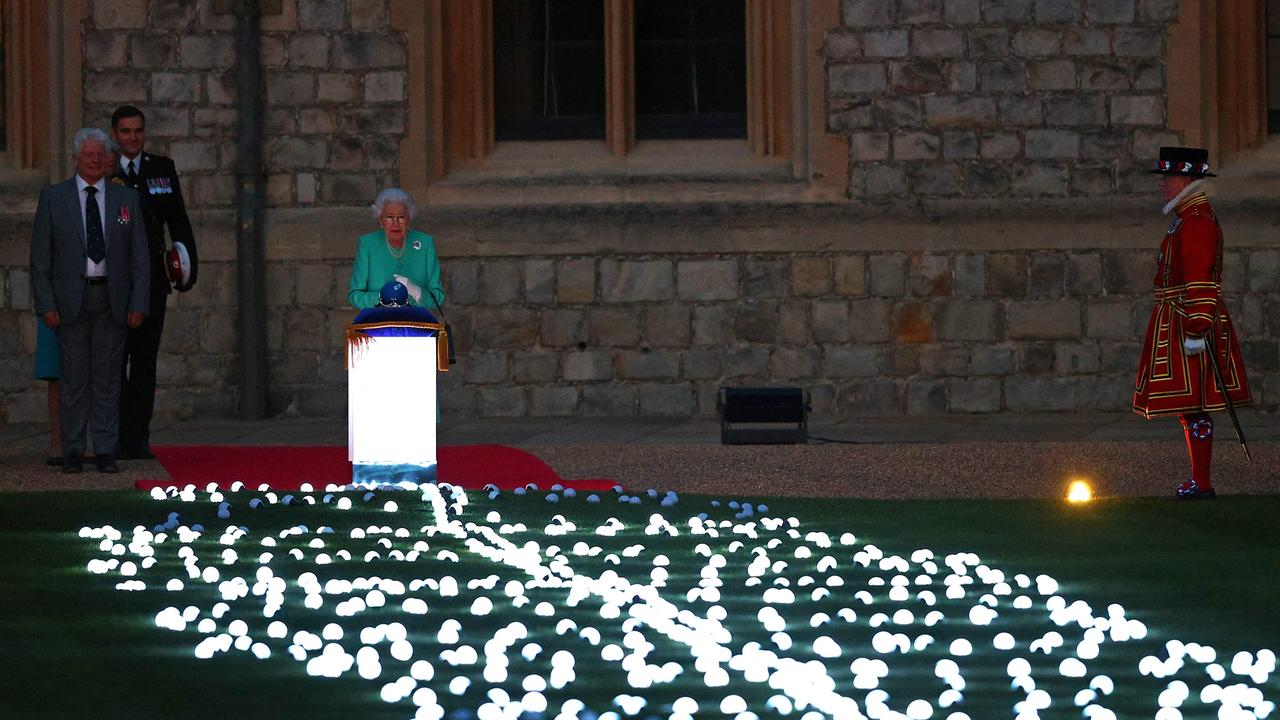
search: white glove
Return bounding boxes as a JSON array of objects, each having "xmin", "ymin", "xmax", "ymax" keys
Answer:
[
  {"xmin": 1183, "ymin": 336, "xmax": 1206, "ymax": 355},
  {"xmin": 393, "ymin": 275, "xmax": 422, "ymax": 304}
]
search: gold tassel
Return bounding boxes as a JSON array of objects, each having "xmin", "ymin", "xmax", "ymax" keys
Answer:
[{"xmin": 345, "ymin": 328, "xmax": 374, "ymax": 369}]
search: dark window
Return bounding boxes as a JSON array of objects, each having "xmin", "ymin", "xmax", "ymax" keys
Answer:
[
  {"xmin": 635, "ymin": 0, "xmax": 746, "ymax": 140},
  {"xmin": 494, "ymin": 0, "xmax": 606, "ymax": 141}
]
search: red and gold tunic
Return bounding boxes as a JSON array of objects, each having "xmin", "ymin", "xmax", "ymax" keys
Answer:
[{"xmin": 1132, "ymin": 193, "xmax": 1251, "ymax": 417}]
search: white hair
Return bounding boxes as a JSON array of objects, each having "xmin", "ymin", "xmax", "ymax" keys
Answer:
[
  {"xmin": 370, "ymin": 187, "xmax": 418, "ymax": 221},
  {"xmin": 72, "ymin": 127, "xmax": 111, "ymax": 155}
]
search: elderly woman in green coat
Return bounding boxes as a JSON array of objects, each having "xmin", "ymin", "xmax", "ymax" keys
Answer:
[{"xmin": 348, "ymin": 188, "xmax": 445, "ymax": 310}]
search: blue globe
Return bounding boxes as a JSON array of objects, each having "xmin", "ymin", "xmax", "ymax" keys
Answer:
[{"xmin": 378, "ymin": 281, "xmax": 410, "ymax": 307}]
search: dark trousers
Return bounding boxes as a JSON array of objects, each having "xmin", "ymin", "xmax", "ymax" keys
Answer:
[
  {"xmin": 119, "ymin": 292, "xmax": 167, "ymax": 453},
  {"xmin": 59, "ymin": 283, "xmax": 127, "ymax": 457}
]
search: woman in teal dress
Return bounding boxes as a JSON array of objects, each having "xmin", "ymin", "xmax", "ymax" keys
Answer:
[
  {"xmin": 348, "ymin": 188, "xmax": 445, "ymax": 310},
  {"xmin": 34, "ymin": 320, "xmax": 62, "ymax": 464}
]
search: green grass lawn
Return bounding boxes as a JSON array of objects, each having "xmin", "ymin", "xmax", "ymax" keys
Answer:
[{"xmin": 1, "ymin": 487, "xmax": 1277, "ymax": 719}]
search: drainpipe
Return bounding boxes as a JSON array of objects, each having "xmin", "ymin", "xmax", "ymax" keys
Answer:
[{"xmin": 234, "ymin": 0, "xmax": 268, "ymax": 420}]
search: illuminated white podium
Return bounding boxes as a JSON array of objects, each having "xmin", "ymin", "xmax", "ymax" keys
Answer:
[{"xmin": 346, "ymin": 308, "xmax": 450, "ymax": 485}]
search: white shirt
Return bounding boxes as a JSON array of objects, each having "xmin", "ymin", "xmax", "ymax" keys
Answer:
[
  {"xmin": 75, "ymin": 175, "xmax": 108, "ymax": 277},
  {"xmin": 119, "ymin": 155, "xmax": 140, "ymax": 176}
]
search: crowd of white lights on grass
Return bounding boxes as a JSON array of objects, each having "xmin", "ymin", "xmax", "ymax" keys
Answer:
[{"xmin": 78, "ymin": 480, "xmax": 1278, "ymax": 720}]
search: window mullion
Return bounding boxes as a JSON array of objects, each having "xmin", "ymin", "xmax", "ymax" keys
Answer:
[
  {"xmin": 604, "ymin": 0, "xmax": 635, "ymax": 156},
  {"xmin": 746, "ymin": 0, "xmax": 789, "ymax": 157},
  {"xmin": 441, "ymin": 0, "xmax": 493, "ymax": 166}
]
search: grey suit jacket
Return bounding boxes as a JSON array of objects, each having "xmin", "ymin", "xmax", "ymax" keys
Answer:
[{"xmin": 30, "ymin": 177, "xmax": 150, "ymax": 326}]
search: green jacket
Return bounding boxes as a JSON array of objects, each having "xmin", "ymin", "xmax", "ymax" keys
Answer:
[{"xmin": 347, "ymin": 229, "xmax": 445, "ymax": 310}]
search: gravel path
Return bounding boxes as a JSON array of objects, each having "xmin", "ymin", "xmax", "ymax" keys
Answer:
[
  {"xmin": 4, "ymin": 436, "xmax": 1275, "ymax": 499},
  {"xmin": 525, "ymin": 440, "xmax": 1280, "ymax": 499}
]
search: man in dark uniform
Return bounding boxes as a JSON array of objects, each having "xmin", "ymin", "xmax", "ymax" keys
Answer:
[{"xmin": 110, "ymin": 105, "xmax": 198, "ymax": 460}]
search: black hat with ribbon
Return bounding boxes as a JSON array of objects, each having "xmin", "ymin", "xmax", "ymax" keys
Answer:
[{"xmin": 1149, "ymin": 146, "xmax": 1216, "ymax": 177}]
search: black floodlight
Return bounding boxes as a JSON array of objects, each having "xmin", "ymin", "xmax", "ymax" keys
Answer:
[{"xmin": 717, "ymin": 386, "xmax": 809, "ymax": 445}]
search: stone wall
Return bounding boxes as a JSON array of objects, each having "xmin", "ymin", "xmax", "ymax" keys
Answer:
[
  {"xmin": 3, "ymin": 0, "xmax": 1279, "ymax": 425},
  {"xmin": 81, "ymin": 0, "xmax": 406, "ymax": 210},
  {"xmin": 439, "ymin": 254, "xmax": 1278, "ymax": 418},
  {"xmin": 5, "ymin": 201, "xmax": 1278, "ymax": 424},
  {"xmin": 231, "ymin": 204, "xmax": 1280, "ymax": 421},
  {"xmin": 39, "ymin": 0, "xmax": 409, "ymax": 423},
  {"xmin": 828, "ymin": 0, "xmax": 1181, "ymax": 199}
]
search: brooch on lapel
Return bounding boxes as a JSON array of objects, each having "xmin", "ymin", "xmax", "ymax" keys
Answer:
[
  {"xmin": 117, "ymin": 205, "xmax": 131, "ymax": 225},
  {"xmin": 111, "ymin": 176, "xmax": 126, "ymax": 186},
  {"xmin": 412, "ymin": 240, "xmax": 422, "ymax": 250}
]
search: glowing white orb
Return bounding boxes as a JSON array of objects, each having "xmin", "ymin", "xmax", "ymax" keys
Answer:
[
  {"xmin": 390, "ymin": 640, "xmax": 413, "ymax": 661},
  {"xmin": 1060, "ymin": 658, "xmax": 1087, "ymax": 677},
  {"xmin": 1066, "ymin": 480, "xmax": 1094, "ymax": 503},
  {"xmin": 906, "ymin": 699, "xmax": 934, "ymax": 719},
  {"xmin": 813, "ymin": 636, "xmax": 841, "ymax": 658}
]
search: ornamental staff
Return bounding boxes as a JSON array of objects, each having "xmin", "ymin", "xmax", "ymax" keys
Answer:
[{"xmin": 1132, "ymin": 146, "xmax": 1252, "ymax": 500}]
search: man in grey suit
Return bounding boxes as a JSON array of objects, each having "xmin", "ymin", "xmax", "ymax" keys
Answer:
[{"xmin": 30, "ymin": 128, "xmax": 149, "ymax": 473}]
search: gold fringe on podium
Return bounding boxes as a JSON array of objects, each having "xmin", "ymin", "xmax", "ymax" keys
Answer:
[{"xmin": 345, "ymin": 321, "xmax": 450, "ymax": 372}]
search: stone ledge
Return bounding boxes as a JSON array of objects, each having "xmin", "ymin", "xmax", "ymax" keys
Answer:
[
  {"xmin": 434, "ymin": 139, "xmax": 794, "ymax": 185},
  {"xmin": 281, "ymin": 199, "xmax": 1280, "ymax": 259},
  {"xmin": 2, "ymin": 192, "xmax": 1276, "ymax": 266}
]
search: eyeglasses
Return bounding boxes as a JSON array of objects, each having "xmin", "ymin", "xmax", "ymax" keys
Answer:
[{"xmin": 382, "ymin": 216, "xmax": 408, "ymax": 224}]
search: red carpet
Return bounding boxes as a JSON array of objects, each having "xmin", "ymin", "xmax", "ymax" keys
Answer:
[{"xmin": 135, "ymin": 445, "xmax": 616, "ymax": 492}]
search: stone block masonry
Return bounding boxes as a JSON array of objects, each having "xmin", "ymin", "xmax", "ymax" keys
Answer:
[
  {"xmin": 80, "ymin": 0, "xmax": 407, "ymax": 212},
  {"xmin": 4, "ymin": 200, "xmax": 1278, "ymax": 421},
  {"xmin": 3, "ymin": 0, "xmax": 1275, "ymax": 423},
  {"xmin": 828, "ymin": 2, "xmax": 1178, "ymax": 199},
  {"xmin": 228, "ymin": 240, "xmax": 1278, "ymax": 421}
]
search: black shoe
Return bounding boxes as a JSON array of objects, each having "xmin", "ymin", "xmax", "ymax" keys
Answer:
[
  {"xmin": 62, "ymin": 454, "xmax": 84, "ymax": 474},
  {"xmin": 46, "ymin": 455, "xmax": 63, "ymax": 466},
  {"xmin": 95, "ymin": 454, "xmax": 119, "ymax": 474},
  {"xmin": 1175, "ymin": 479, "xmax": 1216, "ymax": 500}
]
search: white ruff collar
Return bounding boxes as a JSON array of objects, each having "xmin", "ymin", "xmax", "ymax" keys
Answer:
[{"xmin": 1162, "ymin": 178, "xmax": 1208, "ymax": 216}]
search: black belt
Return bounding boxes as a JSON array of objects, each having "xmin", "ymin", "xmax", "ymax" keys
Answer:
[{"xmin": 85, "ymin": 277, "xmax": 108, "ymax": 285}]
